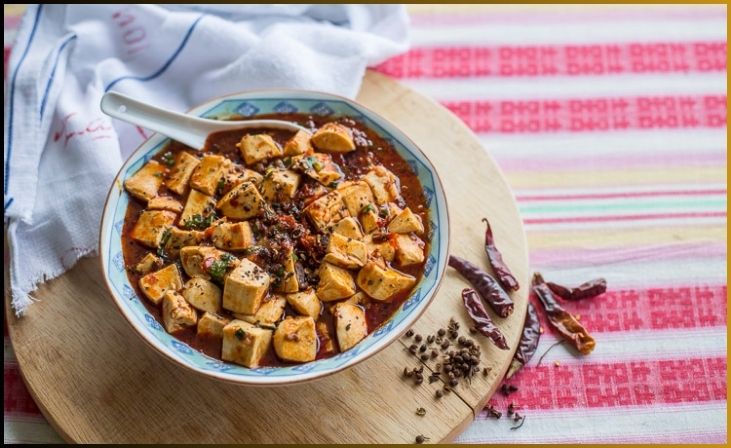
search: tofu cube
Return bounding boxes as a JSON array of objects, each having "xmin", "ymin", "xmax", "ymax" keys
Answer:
[
  {"xmin": 283, "ymin": 130, "xmax": 314, "ymax": 156},
  {"xmin": 222, "ymin": 320, "xmax": 273, "ymax": 368},
  {"xmin": 316, "ymin": 320, "xmax": 336, "ymax": 354},
  {"xmin": 223, "ymin": 258, "xmax": 270, "ymax": 314},
  {"xmin": 139, "ymin": 264, "xmax": 183, "ymax": 305},
  {"xmin": 304, "ymin": 190, "xmax": 350, "ymax": 232},
  {"xmin": 339, "ymin": 181, "xmax": 375, "ymax": 217},
  {"xmin": 197, "ymin": 312, "xmax": 230, "ymax": 339},
  {"xmin": 182, "ymin": 277, "xmax": 222, "ymax": 313},
  {"xmin": 216, "ymin": 182, "xmax": 264, "ymax": 220},
  {"xmin": 286, "ymin": 289, "xmax": 322, "ymax": 319},
  {"xmin": 190, "ymin": 155, "xmax": 230, "ymax": 195},
  {"xmin": 332, "ymin": 216, "xmax": 364, "ymax": 240},
  {"xmin": 260, "ymin": 169, "xmax": 301, "ymax": 203},
  {"xmin": 316, "ymin": 262, "xmax": 356, "ymax": 301},
  {"xmin": 164, "ymin": 227, "xmax": 205, "ymax": 257},
  {"xmin": 364, "ymin": 234, "xmax": 396, "ymax": 262},
  {"xmin": 363, "ymin": 166, "xmax": 401, "ymax": 205},
  {"xmin": 133, "ymin": 253, "xmax": 163, "ymax": 275},
  {"xmin": 162, "ymin": 291, "xmax": 197, "ymax": 334},
  {"xmin": 211, "ymin": 221, "xmax": 255, "ymax": 251},
  {"xmin": 333, "ymin": 302, "xmax": 368, "ymax": 352},
  {"xmin": 294, "ymin": 153, "xmax": 343, "ymax": 186},
  {"xmin": 130, "ymin": 210, "xmax": 177, "ymax": 248},
  {"xmin": 356, "ymin": 260, "xmax": 416, "ymax": 301},
  {"xmin": 234, "ymin": 295, "xmax": 286, "ymax": 326},
  {"xmin": 166, "ymin": 151, "xmax": 200, "ymax": 195},
  {"xmin": 323, "ymin": 232, "xmax": 367, "ymax": 269},
  {"xmin": 273, "ymin": 316, "xmax": 318, "ymax": 363},
  {"xmin": 221, "ymin": 166, "xmax": 264, "ymax": 195},
  {"xmin": 124, "ymin": 160, "xmax": 166, "ymax": 202},
  {"xmin": 179, "ymin": 246, "xmax": 234, "ymax": 279},
  {"xmin": 387, "ymin": 207, "xmax": 425, "ymax": 234},
  {"xmin": 276, "ymin": 250, "xmax": 300, "ymax": 293},
  {"xmin": 328, "ymin": 291, "xmax": 370, "ymax": 314},
  {"xmin": 359, "ymin": 206, "xmax": 381, "ymax": 234},
  {"xmin": 394, "ymin": 234, "xmax": 425, "ymax": 267},
  {"xmin": 179, "ymin": 189, "xmax": 216, "ymax": 227},
  {"xmin": 147, "ymin": 196, "xmax": 184, "ymax": 213},
  {"xmin": 237, "ymin": 134, "xmax": 283, "ymax": 165},
  {"xmin": 311, "ymin": 123, "xmax": 356, "ymax": 153},
  {"xmin": 342, "ymin": 291, "xmax": 370, "ymax": 307}
]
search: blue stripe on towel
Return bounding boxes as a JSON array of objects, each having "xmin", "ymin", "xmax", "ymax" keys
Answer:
[
  {"xmin": 104, "ymin": 14, "xmax": 205, "ymax": 92},
  {"xmin": 39, "ymin": 33, "xmax": 78, "ymax": 118},
  {"xmin": 4, "ymin": 4, "xmax": 44, "ymax": 204}
]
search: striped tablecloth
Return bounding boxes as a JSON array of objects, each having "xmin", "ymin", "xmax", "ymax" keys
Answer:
[{"xmin": 4, "ymin": 4, "xmax": 727, "ymax": 444}]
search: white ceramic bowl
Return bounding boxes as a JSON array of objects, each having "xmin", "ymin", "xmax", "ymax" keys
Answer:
[{"xmin": 100, "ymin": 90, "xmax": 450, "ymax": 385}]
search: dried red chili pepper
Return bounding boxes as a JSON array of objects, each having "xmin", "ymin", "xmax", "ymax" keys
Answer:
[
  {"xmin": 449, "ymin": 255, "xmax": 514, "ymax": 318},
  {"xmin": 506, "ymin": 302, "xmax": 541, "ymax": 378},
  {"xmin": 532, "ymin": 272, "xmax": 595, "ymax": 355},
  {"xmin": 461, "ymin": 288, "xmax": 509, "ymax": 350},
  {"xmin": 547, "ymin": 278, "xmax": 607, "ymax": 301},
  {"xmin": 481, "ymin": 218, "xmax": 519, "ymax": 292}
]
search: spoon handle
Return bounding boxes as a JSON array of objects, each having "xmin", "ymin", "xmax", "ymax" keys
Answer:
[{"xmin": 101, "ymin": 91, "xmax": 208, "ymax": 149}]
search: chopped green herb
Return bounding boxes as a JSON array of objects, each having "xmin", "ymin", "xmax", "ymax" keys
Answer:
[
  {"xmin": 183, "ymin": 213, "xmax": 217, "ymax": 230},
  {"xmin": 361, "ymin": 204, "xmax": 375, "ymax": 214},
  {"xmin": 234, "ymin": 328, "xmax": 246, "ymax": 340},
  {"xmin": 328, "ymin": 181, "xmax": 339, "ymax": 189},
  {"xmin": 161, "ymin": 151, "xmax": 175, "ymax": 167},
  {"xmin": 379, "ymin": 207, "xmax": 389, "ymax": 218},
  {"xmin": 216, "ymin": 177, "xmax": 226, "ymax": 195},
  {"xmin": 209, "ymin": 253, "xmax": 237, "ymax": 282},
  {"xmin": 157, "ymin": 228, "xmax": 172, "ymax": 257}
]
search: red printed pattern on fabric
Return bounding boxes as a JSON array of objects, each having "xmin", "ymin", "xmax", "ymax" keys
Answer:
[
  {"xmin": 443, "ymin": 95, "xmax": 727, "ymax": 133},
  {"xmin": 3, "ymin": 364, "xmax": 42, "ymax": 416},
  {"xmin": 376, "ymin": 42, "xmax": 727, "ymax": 78},
  {"xmin": 488, "ymin": 357, "xmax": 726, "ymax": 411},
  {"xmin": 530, "ymin": 285, "xmax": 727, "ymax": 333}
]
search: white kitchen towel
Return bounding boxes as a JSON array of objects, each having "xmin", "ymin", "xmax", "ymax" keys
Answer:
[{"xmin": 4, "ymin": 4, "xmax": 409, "ymax": 315}]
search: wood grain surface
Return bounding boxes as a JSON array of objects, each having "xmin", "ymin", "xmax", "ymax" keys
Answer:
[{"xmin": 4, "ymin": 71, "xmax": 529, "ymax": 444}]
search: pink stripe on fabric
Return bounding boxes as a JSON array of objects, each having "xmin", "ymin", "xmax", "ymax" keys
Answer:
[
  {"xmin": 409, "ymin": 7, "xmax": 727, "ymax": 27},
  {"xmin": 528, "ymin": 285, "xmax": 727, "ymax": 333},
  {"xmin": 444, "ymin": 95, "xmax": 727, "ymax": 134},
  {"xmin": 524, "ymin": 211, "xmax": 726, "ymax": 225},
  {"xmin": 529, "ymin": 242, "xmax": 727, "ymax": 268},
  {"xmin": 500, "ymin": 151, "xmax": 727, "ymax": 173},
  {"xmin": 375, "ymin": 42, "xmax": 727, "ymax": 78},
  {"xmin": 517, "ymin": 187, "xmax": 727, "ymax": 202},
  {"xmin": 489, "ymin": 356, "xmax": 726, "ymax": 410}
]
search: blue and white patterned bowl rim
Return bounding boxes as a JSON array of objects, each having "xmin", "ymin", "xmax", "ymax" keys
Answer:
[{"xmin": 100, "ymin": 90, "xmax": 450, "ymax": 385}]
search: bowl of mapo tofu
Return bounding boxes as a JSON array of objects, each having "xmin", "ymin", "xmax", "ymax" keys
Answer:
[{"xmin": 100, "ymin": 91, "xmax": 449, "ymax": 384}]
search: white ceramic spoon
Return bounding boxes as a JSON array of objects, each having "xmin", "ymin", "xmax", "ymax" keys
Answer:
[{"xmin": 100, "ymin": 91, "xmax": 308, "ymax": 150}]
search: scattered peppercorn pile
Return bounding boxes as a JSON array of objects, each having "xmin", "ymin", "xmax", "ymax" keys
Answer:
[{"xmin": 402, "ymin": 318, "xmax": 490, "ymax": 399}]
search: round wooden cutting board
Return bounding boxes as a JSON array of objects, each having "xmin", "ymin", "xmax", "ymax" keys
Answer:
[{"xmin": 5, "ymin": 71, "xmax": 529, "ymax": 444}]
